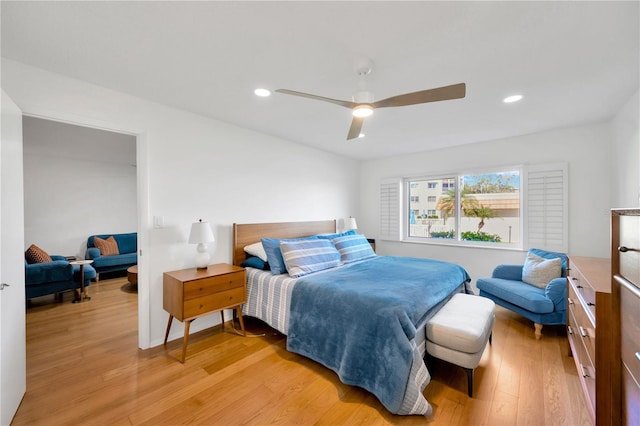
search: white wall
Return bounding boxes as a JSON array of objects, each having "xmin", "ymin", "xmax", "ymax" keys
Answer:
[
  {"xmin": 2, "ymin": 59, "xmax": 359, "ymax": 348},
  {"xmin": 23, "ymin": 117, "xmax": 137, "ymax": 259},
  {"xmin": 611, "ymin": 90, "xmax": 640, "ymax": 208},
  {"xmin": 357, "ymin": 123, "xmax": 612, "ymax": 290}
]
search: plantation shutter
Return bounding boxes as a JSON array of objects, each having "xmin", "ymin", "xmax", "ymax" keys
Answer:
[
  {"xmin": 525, "ymin": 163, "xmax": 568, "ymax": 253},
  {"xmin": 379, "ymin": 178, "xmax": 402, "ymax": 241}
]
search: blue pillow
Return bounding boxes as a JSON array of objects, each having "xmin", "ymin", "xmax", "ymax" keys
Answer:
[
  {"xmin": 332, "ymin": 234, "xmax": 376, "ymax": 264},
  {"xmin": 261, "ymin": 236, "xmax": 319, "ymax": 275},
  {"xmin": 240, "ymin": 256, "xmax": 269, "ymax": 270},
  {"xmin": 280, "ymin": 238, "xmax": 342, "ymax": 278},
  {"xmin": 316, "ymin": 229, "xmax": 356, "ymax": 240}
]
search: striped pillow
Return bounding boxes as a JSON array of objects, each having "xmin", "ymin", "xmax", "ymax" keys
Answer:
[
  {"xmin": 280, "ymin": 238, "xmax": 342, "ymax": 278},
  {"xmin": 94, "ymin": 236, "xmax": 120, "ymax": 256},
  {"xmin": 25, "ymin": 244, "xmax": 53, "ymax": 264},
  {"xmin": 332, "ymin": 234, "xmax": 376, "ymax": 264}
]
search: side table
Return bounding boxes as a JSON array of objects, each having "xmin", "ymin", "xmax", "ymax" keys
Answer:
[
  {"xmin": 163, "ymin": 263, "xmax": 246, "ymax": 363},
  {"xmin": 69, "ymin": 259, "xmax": 93, "ymax": 303}
]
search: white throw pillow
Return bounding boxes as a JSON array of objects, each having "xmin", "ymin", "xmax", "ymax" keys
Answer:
[
  {"xmin": 244, "ymin": 242, "xmax": 268, "ymax": 262},
  {"xmin": 522, "ymin": 252, "xmax": 562, "ymax": 289}
]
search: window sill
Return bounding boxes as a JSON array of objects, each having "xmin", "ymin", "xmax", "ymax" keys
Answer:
[{"xmin": 400, "ymin": 237, "xmax": 524, "ymax": 252}]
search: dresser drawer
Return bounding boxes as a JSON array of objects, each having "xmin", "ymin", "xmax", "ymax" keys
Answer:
[
  {"xmin": 568, "ymin": 282, "xmax": 596, "ymax": 363},
  {"xmin": 622, "ymin": 363, "xmax": 640, "ymax": 426},
  {"xmin": 568, "ymin": 271, "xmax": 596, "ymax": 319},
  {"xmin": 619, "ymin": 215, "xmax": 640, "ymax": 288},
  {"xmin": 183, "ymin": 273, "xmax": 244, "ymax": 300},
  {"xmin": 568, "ymin": 308, "xmax": 596, "ymax": 414},
  {"xmin": 620, "ymin": 276, "xmax": 640, "ymax": 386},
  {"xmin": 184, "ymin": 287, "xmax": 246, "ymax": 318}
]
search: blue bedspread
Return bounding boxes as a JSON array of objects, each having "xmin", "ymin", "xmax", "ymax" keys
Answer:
[{"xmin": 286, "ymin": 256, "xmax": 471, "ymax": 415}]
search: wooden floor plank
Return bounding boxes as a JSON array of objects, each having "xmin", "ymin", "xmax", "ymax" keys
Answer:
[{"xmin": 12, "ymin": 277, "xmax": 590, "ymax": 425}]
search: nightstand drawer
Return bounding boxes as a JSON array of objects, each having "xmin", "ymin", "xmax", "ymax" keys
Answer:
[
  {"xmin": 183, "ymin": 273, "xmax": 244, "ymax": 300},
  {"xmin": 184, "ymin": 287, "xmax": 246, "ymax": 318}
]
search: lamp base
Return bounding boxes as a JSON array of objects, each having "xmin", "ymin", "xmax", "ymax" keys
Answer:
[{"xmin": 194, "ymin": 245, "xmax": 211, "ymax": 269}]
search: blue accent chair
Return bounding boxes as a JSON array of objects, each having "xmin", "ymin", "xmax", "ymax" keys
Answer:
[
  {"xmin": 86, "ymin": 232, "xmax": 137, "ymax": 280},
  {"xmin": 476, "ymin": 248, "xmax": 568, "ymax": 339},
  {"xmin": 25, "ymin": 255, "xmax": 96, "ymax": 302}
]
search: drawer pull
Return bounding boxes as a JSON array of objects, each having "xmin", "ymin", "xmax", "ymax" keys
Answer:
[
  {"xmin": 567, "ymin": 325, "xmax": 573, "ymax": 335},
  {"xmin": 579, "ymin": 326, "xmax": 588, "ymax": 338},
  {"xmin": 576, "ymin": 285, "xmax": 583, "ymax": 289},
  {"xmin": 636, "ymin": 352, "xmax": 640, "ymax": 362},
  {"xmin": 580, "ymin": 364, "xmax": 589, "ymax": 378},
  {"xmin": 567, "ymin": 297, "xmax": 574, "ymax": 305},
  {"xmin": 587, "ymin": 302, "xmax": 595, "ymax": 307},
  {"xmin": 619, "ymin": 246, "xmax": 639, "ymax": 253}
]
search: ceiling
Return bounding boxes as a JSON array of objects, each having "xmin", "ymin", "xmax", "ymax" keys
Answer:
[{"xmin": 1, "ymin": 1, "xmax": 638, "ymax": 161}]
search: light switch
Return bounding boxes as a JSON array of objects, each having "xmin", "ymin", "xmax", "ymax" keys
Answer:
[{"xmin": 153, "ymin": 216, "xmax": 164, "ymax": 228}]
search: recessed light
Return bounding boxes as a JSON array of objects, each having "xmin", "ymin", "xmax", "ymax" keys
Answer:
[
  {"xmin": 358, "ymin": 133, "xmax": 365, "ymax": 138},
  {"xmin": 503, "ymin": 94, "xmax": 523, "ymax": 103},
  {"xmin": 254, "ymin": 88, "xmax": 271, "ymax": 97}
]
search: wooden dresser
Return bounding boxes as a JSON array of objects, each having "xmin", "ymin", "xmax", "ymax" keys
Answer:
[
  {"xmin": 612, "ymin": 208, "xmax": 640, "ymax": 425},
  {"xmin": 566, "ymin": 255, "xmax": 612, "ymax": 425},
  {"xmin": 163, "ymin": 263, "xmax": 246, "ymax": 363}
]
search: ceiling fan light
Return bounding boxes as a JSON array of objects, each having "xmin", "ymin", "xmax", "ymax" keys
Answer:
[
  {"xmin": 352, "ymin": 105, "xmax": 373, "ymax": 118},
  {"xmin": 503, "ymin": 94, "xmax": 523, "ymax": 103}
]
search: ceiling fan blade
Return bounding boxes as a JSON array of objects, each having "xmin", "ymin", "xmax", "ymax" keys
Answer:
[
  {"xmin": 275, "ymin": 89, "xmax": 356, "ymax": 109},
  {"xmin": 372, "ymin": 83, "xmax": 466, "ymax": 109},
  {"xmin": 347, "ymin": 116, "xmax": 365, "ymax": 140}
]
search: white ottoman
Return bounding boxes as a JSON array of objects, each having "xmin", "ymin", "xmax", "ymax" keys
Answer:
[{"xmin": 426, "ymin": 293, "xmax": 495, "ymax": 397}]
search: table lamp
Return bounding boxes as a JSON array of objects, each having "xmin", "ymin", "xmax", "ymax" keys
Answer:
[
  {"xmin": 188, "ymin": 219, "xmax": 215, "ymax": 269},
  {"xmin": 345, "ymin": 217, "xmax": 358, "ymax": 231}
]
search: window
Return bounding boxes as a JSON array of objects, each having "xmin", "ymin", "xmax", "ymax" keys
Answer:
[
  {"xmin": 406, "ymin": 170, "xmax": 521, "ymax": 246},
  {"xmin": 379, "ymin": 163, "xmax": 567, "ymax": 252},
  {"xmin": 441, "ymin": 179, "xmax": 455, "ymax": 193}
]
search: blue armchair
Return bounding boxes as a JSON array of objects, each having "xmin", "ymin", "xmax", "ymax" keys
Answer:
[
  {"xmin": 476, "ymin": 248, "xmax": 568, "ymax": 339},
  {"xmin": 25, "ymin": 255, "xmax": 96, "ymax": 302}
]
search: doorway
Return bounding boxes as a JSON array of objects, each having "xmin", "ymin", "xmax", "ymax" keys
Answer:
[{"xmin": 22, "ymin": 116, "xmax": 140, "ymax": 314}]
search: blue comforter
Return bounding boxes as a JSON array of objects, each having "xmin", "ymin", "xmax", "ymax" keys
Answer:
[{"xmin": 286, "ymin": 256, "xmax": 471, "ymax": 415}]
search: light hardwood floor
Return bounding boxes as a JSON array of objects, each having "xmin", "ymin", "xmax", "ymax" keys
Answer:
[{"xmin": 13, "ymin": 276, "xmax": 591, "ymax": 425}]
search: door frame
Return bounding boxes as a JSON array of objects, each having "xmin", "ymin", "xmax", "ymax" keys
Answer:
[{"xmin": 22, "ymin": 113, "xmax": 150, "ymax": 348}]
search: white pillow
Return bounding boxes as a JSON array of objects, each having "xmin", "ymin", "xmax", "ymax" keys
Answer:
[
  {"xmin": 522, "ymin": 252, "xmax": 562, "ymax": 288},
  {"xmin": 244, "ymin": 242, "xmax": 268, "ymax": 262}
]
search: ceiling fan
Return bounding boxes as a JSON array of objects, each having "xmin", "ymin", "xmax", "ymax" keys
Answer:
[{"xmin": 275, "ymin": 63, "xmax": 466, "ymax": 140}]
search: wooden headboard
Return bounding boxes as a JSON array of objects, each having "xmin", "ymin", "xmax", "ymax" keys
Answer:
[{"xmin": 232, "ymin": 220, "xmax": 336, "ymax": 266}]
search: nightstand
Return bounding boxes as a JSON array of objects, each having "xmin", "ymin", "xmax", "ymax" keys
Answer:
[{"xmin": 163, "ymin": 263, "xmax": 246, "ymax": 363}]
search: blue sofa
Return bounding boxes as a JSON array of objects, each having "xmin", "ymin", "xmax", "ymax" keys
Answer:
[
  {"xmin": 25, "ymin": 255, "xmax": 96, "ymax": 301},
  {"xmin": 476, "ymin": 248, "xmax": 568, "ymax": 339},
  {"xmin": 86, "ymin": 233, "xmax": 137, "ymax": 280}
]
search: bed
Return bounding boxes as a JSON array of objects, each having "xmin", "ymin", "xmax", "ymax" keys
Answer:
[{"xmin": 232, "ymin": 220, "xmax": 471, "ymax": 416}]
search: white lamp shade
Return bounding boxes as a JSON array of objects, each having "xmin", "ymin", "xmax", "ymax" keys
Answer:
[
  {"xmin": 345, "ymin": 217, "xmax": 358, "ymax": 231},
  {"xmin": 188, "ymin": 220, "xmax": 215, "ymax": 244}
]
